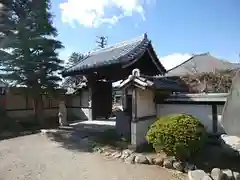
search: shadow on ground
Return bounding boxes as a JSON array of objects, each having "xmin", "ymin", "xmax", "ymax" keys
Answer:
[
  {"xmin": 190, "ymin": 138, "xmax": 240, "ymax": 173},
  {"xmin": 0, "ymin": 130, "xmax": 41, "ymax": 141},
  {"xmin": 46, "ymin": 129, "xmax": 96, "ymax": 152},
  {"xmin": 0, "ymin": 116, "xmax": 56, "ymax": 141},
  {"xmin": 46, "ymin": 123, "xmax": 240, "ymax": 173},
  {"xmin": 46, "ymin": 123, "xmax": 128, "ymax": 153}
]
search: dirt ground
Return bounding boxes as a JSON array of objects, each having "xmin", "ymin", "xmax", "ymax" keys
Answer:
[{"xmin": 0, "ymin": 133, "xmax": 187, "ymax": 180}]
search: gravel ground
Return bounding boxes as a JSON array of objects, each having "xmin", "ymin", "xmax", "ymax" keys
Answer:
[{"xmin": 0, "ymin": 133, "xmax": 187, "ymax": 180}]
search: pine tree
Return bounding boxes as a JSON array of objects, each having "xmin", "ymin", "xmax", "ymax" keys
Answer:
[
  {"xmin": 0, "ymin": 0, "xmax": 64, "ymax": 126},
  {"xmin": 62, "ymin": 52, "xmax": 86, "ymax": 89},
  {"xmin": 96, "ymin": 36, "xmax": 107, "ymax": 48},
  {"xmin": 66, "ymin": 52, "xmax": 85, "ymax": 68}
]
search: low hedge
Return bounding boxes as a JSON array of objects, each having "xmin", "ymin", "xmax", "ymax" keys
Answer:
[{"xmin": 146, "ymin": 114, "xmax": 207, "ymax": 160}]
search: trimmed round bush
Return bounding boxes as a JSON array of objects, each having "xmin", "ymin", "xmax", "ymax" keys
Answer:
[{"xmin": 146, "ymin": 114, "xmax": 207, "ymax": 160}]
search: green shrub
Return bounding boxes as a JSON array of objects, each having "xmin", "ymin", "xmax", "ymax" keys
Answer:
[{"xmin": 146, "ymin": 114, "xmax": 207, "ymax": 160}]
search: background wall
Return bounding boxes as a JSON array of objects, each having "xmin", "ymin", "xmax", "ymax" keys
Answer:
[
  {"xmin": 67, "ymin": 91, "xmax": 91, "ymax": 120},
  {"xmin": 157, "ymin": 104, "xmax": 224, "ymax": 133},
  {"xmin": 4, "ymin": 88, "xmax": 92, "ymax": 121},
  {"xmin": 131, "ymin": 92, "xmax": 227, "ymax": 147},
  {"xmin": 217, "ymin": 105, "xmax": 224, "ymax": 132}
]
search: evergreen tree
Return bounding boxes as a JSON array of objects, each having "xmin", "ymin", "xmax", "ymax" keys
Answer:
[
  {"xmin": 62, "ymin": 52, "xmax": 86, "ymax": 89},
  {"xmin": 0, "ymin": 0, "xmax": 64, "ymax": 126},
  {"xmin": 66, "ymin": 52, "xmax": 85, "ymax": 68}
]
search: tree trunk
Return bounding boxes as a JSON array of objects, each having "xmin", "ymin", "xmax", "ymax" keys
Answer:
[{"xmin": 33, "ymin": 94, "xmax": 45, "ymax": 127}]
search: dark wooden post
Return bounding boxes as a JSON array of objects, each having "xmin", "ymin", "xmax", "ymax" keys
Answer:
[
  {"xmin": 132, "ymin": 88, "xmax": 137, "ymax": 122},
  {"xmin": 87, "ymin": 75, "xmax": 96, "ymax": 121},
  {"xmin": 212, "ymin": 104, "xmax": 218, "ymax": 134}
]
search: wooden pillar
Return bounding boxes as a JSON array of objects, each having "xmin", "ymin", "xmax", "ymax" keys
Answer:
[
  {"xmin": 88, "ymin": 87, "xmax": 93, "ymax": 121},
  {"xmin": 122, "ymin": 88, "xmax": 127, "ymax": 111},
  {"xmin": 87, "ymin": 75, "xmax": 96, "ymax": 121},
  {"xmin": 132, "ymin": 88, "xmax": 137, "ymax": 122},
  {"xmin": 212, "ymin": 104, "xmax": 218, "ymax": 134}
]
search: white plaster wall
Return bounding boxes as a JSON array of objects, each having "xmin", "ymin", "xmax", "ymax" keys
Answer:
[
  {"xmin": 44, "ymin": 109, "xmax": 58, "ymax": 118},
  {"xmin": 81, "ymin": 90, "xmax": 90, "ymax": 107},
  {"xmin": 72, "ymin": 96, "xmax": 81, "ymax": 107},
  {"xmin": 131, "ymin": 117, "xmax": 156, "ymax": 146},
  {"xmin": 6, "ymin": 94, "xmax": 26, "ymax": 110},
  {"xmin": 217, "ymin": 105, "xmax": 225, "ymax": 133},
  {"xmin": 68, "ymin": 90, "xmax": 91, "ymax": 120},
  {"xmin": 69, "ymin": 108, "xmax": 90, "ymax": 120},
  {"xmin": 8, "ymin": 107, "xmax": 91, "ymax": 120},
  {"xmin": 81, "ymin": 108, "xmax": 91, "ymax": 118},
  {"xmin": 136, "ymin": 89, "xmax": 156, "ymax": 118},
  {"xmin": 7, "ymin": 110, "xmax": 33, "ymax": 118},
  {"xmin": 4, "ymin": 90, "xmax": 89, "ymax": 120},
  {"xmin": 157, "ymin": 104, "xmax": 213, "ymax": 133}
]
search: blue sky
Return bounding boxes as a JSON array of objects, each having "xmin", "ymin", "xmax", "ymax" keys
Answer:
[{"xmin": 51, "ymin": 0, "xmax": 240, "ymax": 70}]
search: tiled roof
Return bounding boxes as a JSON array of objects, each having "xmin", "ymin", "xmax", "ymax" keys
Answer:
[
  {"xmin": 166, "ymin": 53, "xmax": 240, "ymax": 77},
  {"xmin": 120, "ymin": 75, "xmax": 154, "ymax": 89},
  {"xmin": 119, "ymin": 69, "xmax": 188, "ymax": 92},
  {"xmin": 63, "ymin": 34, "xmax": 159, "ymax": 75}
]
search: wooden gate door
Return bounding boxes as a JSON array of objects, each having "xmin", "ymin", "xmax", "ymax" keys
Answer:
[{"xmin": 92, "ymin": 81, "xmax": 112, "ymax": 119}]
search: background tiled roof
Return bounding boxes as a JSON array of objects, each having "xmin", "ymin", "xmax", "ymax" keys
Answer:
[{"xmin": 166, "ymin": 53, "xmax": 240, "ymax": 76}]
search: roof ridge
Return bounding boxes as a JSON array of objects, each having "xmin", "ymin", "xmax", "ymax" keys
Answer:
[{"xmin": 192, "ymin": 52, "xmax": 210, "ymax": 57}]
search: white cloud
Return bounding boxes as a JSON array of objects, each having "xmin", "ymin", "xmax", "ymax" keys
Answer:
[
  {"xmin": 59, "ymin": 0, "xmax": 152, "ymax": 27},
  {"xmin": 159, "ymin": 53, "xmax": 192, "ymax": 71}
]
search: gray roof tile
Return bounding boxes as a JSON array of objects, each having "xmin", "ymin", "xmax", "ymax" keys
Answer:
[{"xmin": 64, "ymin": 34, "xmax": 150, "ymax": 74}]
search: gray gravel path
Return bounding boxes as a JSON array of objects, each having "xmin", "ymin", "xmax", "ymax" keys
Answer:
[{"xmin": 0, "ymin": 134, "xmax": 186, "ymax": 180}]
